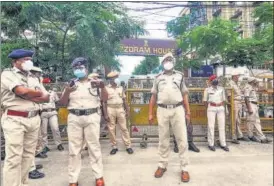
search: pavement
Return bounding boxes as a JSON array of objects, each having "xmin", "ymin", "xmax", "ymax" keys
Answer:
[{"xmin": 12, "ymin": 137, "xmax": 271, "ymax": 186}]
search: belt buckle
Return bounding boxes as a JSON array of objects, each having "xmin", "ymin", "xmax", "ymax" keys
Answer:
[
  {"xmin": 86, "ymin": 110, "xmax": 91, "ymax": 115},
  {"xmin": 28, "ymin": 111, "xmax": 35, "ymax": 118},
  {"xmin": 166, "ymin": 105, "xmax": 174, "ymax": 109}
]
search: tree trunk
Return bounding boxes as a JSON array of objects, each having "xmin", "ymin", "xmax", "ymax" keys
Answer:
[{"xmin": 61, "ymin": 27, "xmax": 70, "ymax": 75}]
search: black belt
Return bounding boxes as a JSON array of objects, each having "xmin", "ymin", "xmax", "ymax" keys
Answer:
[
  {"xmin": 69, "ymin": 108, "xmax": 98, "ymax": 116},
  {"xmin": 158, "ymin": 102, "xmax": 183, "ymax": 109},
  {"xmin": 42, "ymin": 108, "xmax": 56, "ymax": 112},
  {"xmin": 251, "ymin": 101, "xmax": 258, "ymax": 105}
]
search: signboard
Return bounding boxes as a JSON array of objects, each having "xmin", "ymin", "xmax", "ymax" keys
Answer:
[
  {"xmin": 119, "ymin": 38, "xmax": 177, "ymax": 56},
  {"xmin": 191, "ymin": 65, "xmax": 213, "ymax": 77}
]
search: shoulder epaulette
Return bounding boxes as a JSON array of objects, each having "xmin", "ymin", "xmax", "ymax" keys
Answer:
[{"xmin": 155, "ymin": 72, "xmax": 163, "ymax": 78}]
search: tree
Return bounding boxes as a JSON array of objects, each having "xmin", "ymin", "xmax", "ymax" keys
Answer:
[
  {"xmin": 167, "ymin": 2, "xmax": 273, "ymax": 69},
  {"xmin": 167, "ymin": 18, "xmax": 238, "ymax": 69},
  {"xmin": 1, "ymin": 2, "xmax": 146, "ymax": 81},
  {"xmin": 224, "ymin": 2, "xmax": 273, "ymax": 68},
  {"xmin": 132, "ymin": 56, "xmax": 160, "ymax": 75}
]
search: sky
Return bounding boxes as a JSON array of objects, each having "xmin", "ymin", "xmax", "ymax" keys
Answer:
[{"xmin": 118, "ymin": 2, "xmax": 187, "ymax": 75}]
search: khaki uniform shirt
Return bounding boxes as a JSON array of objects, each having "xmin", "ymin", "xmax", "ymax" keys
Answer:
[
  {"xmin": 67, "ymin": 80, "xmax": 100, "ymax": 110},
  {"xmin": 244, "ymin": 84, "xmax": 258, "ymax": 102},
  {"xmin": 229, "ymin": 80, "xmax": 243, "ymax": 100},
  {"xmin": 106, "ymin": 85, "xmax": 125, "ymax": 105},
  {"xmin": 151, "ymin": 71, "xmax": 188, "ymax": 104},
  {"xmin": 41, "ymin": 90, "xmax": 59, "ymax": 110},
  {"xmin": 203, "ymin": 86, "xmax": 226, "ymax": 103},
  {"xmin": 1, "ymin": 67, "xmax": 45, "ymax": 111}
]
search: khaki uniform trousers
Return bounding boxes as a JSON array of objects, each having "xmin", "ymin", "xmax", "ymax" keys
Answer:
[
  {"xmin": 233, "ymin": 101, "xmax": 244, "ymax": 139},
  {"xmin": 246, "ymin": 103, "xmax": 266, "ymax": 140},
  {"xmin": 67, "ymin": 113, "xmax": 103, "ymax": 183},
  {"xmin": 35, "ymin": 128, "xmax": 43, "ymax": 155},
  {"xmin": 41, "ymin": 111, "xmax": 62, "ymax": 147},
  {"xmin": 1, "ymin": 112, "xmax": 40, "ymax": 186},
  {"xmin": 107, "ymin": 106, "xmax": 131, "ymax": 148},
  {"xmin": 207, "ymin": 105, "xmax": 226, "ymax": 147},
  {"xmin": 157, "ymin": 106, "xmax": 189, "ymax": 171},
  {"xmin": 30, "ymin": 160, "xmax": 36, "ymax": 172}
]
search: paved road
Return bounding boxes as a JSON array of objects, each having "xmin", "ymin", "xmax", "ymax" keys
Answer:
[{"xmin": 18, "ymin": 139, "xmax": 273, "ymax": 186}]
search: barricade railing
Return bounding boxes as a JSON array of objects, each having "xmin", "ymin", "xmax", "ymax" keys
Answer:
[{"xmin": 126, "ymin": 88, "xmax": 236, "ymax": 141}]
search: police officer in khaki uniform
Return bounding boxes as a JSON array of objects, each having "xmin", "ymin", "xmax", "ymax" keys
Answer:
[
  {"xmin": 28, "ymin": 66, "xmax": 47, "ymax": 179},
  {"xmin": 29, "ymin": 67, "xmax": 48, "ymax": 159},
  {"xmin": 229, "ymin": 71, "xmax": 249, "ymax": 144},
  {"xmin": 1, "ymin": 49, "xmax": 50, "ymax": 186},
  {"xmin": 149, "ymin": 52, "xmax": 190, "ymax": 182},
  {"xmin": 244, "ymin": 77, "xmax": 272, "ymax": 143},
  {"xmin": 59, "ymin": 57, "xmax": 107, "ymax": 186},
  {"xmin": 40, "ymin": 86, "xmax": 64, "ymax": 152},
  {"xmin": 104, "ymin": 72, "xmax": 134, "ymax": 155},
  {"xmin": 203, "ymin": 75, "xmax": 229, "ymax": 152}
]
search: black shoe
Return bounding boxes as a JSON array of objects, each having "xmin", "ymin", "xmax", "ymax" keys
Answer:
[
  {"xmin": 35, "ymin": 164, "xmax": 43, "ymax": 170},
  {"xmin": 188, "ymin": 142, "xmax": 200, "ymax": 153},
  {"xmin": 237, "ymin": 137, "xmax": 250, "ymax": 141},
  {"xmin": 126, "ymin": 148, "xmax": 134, "ymax": 154},
  {"xmin": 261, "ymin": 138, "xmax": 272, "ymax": 144},
  {"xmin": 57, "ymin": 144, "xmax": 64, "ymax": 151},
  {"xmin": 110, "ymin": 148, "xmax": 118, "ymax": 155},
  {"xmin": 29, "ymin": 169, "xmax": 45, "ymax": 179},
  {"xmin": 173, "ymin": 146, "xmax": 179, "ymax": 153},
  {"xmin": 43, "ymin": 146, "xmax": 50, "ymax": 153},
  {"xmin": 208, "ymin": 146, "xmax": 216, "ymax": 151},
  {"xmin": 249, "ymin": 136, "xmax": 260, "ymax": 142},
  {"xmin": 220, "ymin": 146, "xmax": 229, "ymax": 152},
  {"xmin": 35, "ymin": 152, "xmax": 47, "ymax": 159},
  {"xmin": 231, "ymin": 139, "xmax": 240, "ymax": 144}
]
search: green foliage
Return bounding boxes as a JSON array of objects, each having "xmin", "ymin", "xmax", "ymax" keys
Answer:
[
  {"xmin": 224, "ymin": 38, "xmax": 267, "ymax": 66},
  {"xmin": 225, "ymin": 2, "xmax": 274, "ymax": 67},
  {"xmin": 1, "ymin": 39, "xmax": 32, "ymax": 68},
  {"xmin": 1, "ymin": 2, "xmax": 146, "ymax": 81},
  {"xmin": 253, "ymin": 2, "xmax": 273, "ymax": 25},
  {"xmin": 166, "ymin": 16, "xmax": 190, "ymax": 37},
  {"xmin": 167, "ymin": 3, "xmax": 273, "ymax": 69},
  {"xmin": 132, "ymin": 56, "xmax": 160, "ymax": 75}
]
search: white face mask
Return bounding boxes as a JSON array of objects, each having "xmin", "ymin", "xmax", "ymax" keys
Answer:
[
  {"xmin": 163, "ymin": 62, "xmax": 174, "ymax": 71},
  {"xmin": 114, "ymin": 78, "xmax": 120, "ymax": 85},
  {"xmin": 21, "ymin": 60, "xmax": 34, "ymax": 71}
]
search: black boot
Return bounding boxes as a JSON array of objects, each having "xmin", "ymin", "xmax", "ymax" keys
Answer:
[
  {"xmin": 188, "ymin": 141, "xmax": 200, "ymax": 153},
  {"xmin": 57, "ymin": 144, "xmax": 64, "ymax": 151},
  {"xmin": 29, "ymin": 169, "xmax": 45, "ymax": 179}
]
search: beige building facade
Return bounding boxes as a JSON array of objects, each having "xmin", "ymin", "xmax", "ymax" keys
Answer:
[{"xmin": 179, "ymin": 2, "xmax": 262, "ymax": 38}]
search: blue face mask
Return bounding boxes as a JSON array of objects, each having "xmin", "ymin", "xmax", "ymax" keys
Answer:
[{"xmin": 74, "ymin": 69, "xmax": 86, "ymax": 78}]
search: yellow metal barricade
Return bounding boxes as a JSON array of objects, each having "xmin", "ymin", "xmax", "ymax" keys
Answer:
[{"xmin": 127, "ymin": 87, "xmax": 235, "ymax": 141}]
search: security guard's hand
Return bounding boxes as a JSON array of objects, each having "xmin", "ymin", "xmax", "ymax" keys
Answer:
[
  {"xmin": 185, "ymin": 113, "xmax": 191, "ymax": 123},
  {"xmin": 148, "ymin": 114, "xmax": 154, "ymax": 125},
  {"xmin": 104, "ymin": 115, "xmax": 110, "ymax": 122},
  {"xmin": 64, "ymin": 83, "xmax": 76, "ymax": 93},
  {"xmin": 91, "ymin": 79, "xmax": 105, "ymax": 88}
]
